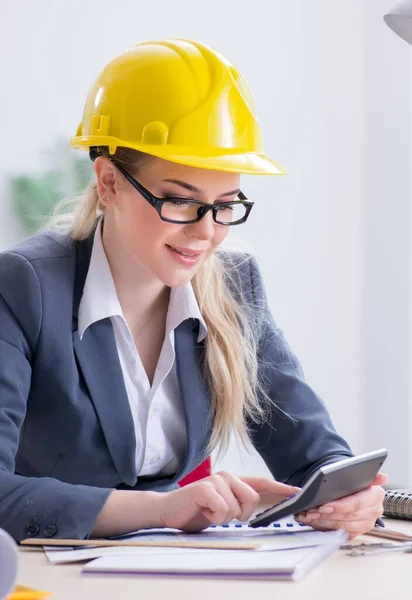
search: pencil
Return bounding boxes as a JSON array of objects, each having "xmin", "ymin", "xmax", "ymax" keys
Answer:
[
  {"xmin": 20, "ymin": 537, "xmax": 259, "ymax": 550},
  {"xmin": 365, "ymin": 526, "xmax": 412, "ymax": 543}
]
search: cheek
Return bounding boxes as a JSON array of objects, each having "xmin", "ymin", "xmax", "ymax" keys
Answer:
[
  {"xmin": 117, "ymin": 195, "xmax": 164, "ymax": 248},
  {"xmin": 198, "ymin": 226, "xmax": 229, "ymax": 268},
  {"xmin": 212, "ymin": 225, "xmax": 230, "ymax": 248}
]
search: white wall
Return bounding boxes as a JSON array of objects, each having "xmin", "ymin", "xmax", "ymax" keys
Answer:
[
  {"xmin": 0, "ymin": 0, "xmax": 410, "ymax": 484},
  {"xmin": 362, "ymin": 0, "xmax": 412, "ymax": 487}
]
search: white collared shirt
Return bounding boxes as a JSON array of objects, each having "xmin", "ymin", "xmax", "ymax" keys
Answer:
[{"xmin": 78, "ymin": 221, "xmax": 207, "ymax": 477}]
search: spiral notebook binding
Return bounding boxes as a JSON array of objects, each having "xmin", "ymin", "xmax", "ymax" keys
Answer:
[{"xmin": 383, "ymin": 489, "xmax": 412, "ymax": 520}]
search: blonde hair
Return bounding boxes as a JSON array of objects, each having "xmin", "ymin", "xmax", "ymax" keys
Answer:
[{"xmin": 49, "ymin": 147, "xmax": 272, "ymax": 455}]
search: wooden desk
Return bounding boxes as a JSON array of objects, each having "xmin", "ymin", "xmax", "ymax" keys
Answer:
[{"xmin": 17, "ymin": 519, "xmax": 412, "ymax": 600}]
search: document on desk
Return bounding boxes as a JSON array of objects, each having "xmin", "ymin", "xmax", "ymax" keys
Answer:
[
  {"xmin": 82, "ymin": 529, "xmax": 348, "ymax": 581},
  {"xmin": 44, "ymin": 523, "xmax": 342, "ymax": 565}
]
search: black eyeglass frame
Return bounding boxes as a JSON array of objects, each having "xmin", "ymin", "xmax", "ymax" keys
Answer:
[{"xmin": 109, "ymin": 159, "xmax": 254, "ymax": 226}]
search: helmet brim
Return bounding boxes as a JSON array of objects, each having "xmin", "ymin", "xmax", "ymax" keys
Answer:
[
  {"xmin": 159, "ymin": 151, "xmax": 287, "ymax": 175},
  {"xmin": 71, "ymin": 136, "xmax": 287, "ymax": 175}
]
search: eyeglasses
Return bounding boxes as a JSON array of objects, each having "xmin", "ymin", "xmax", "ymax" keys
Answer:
[{"xmin": 110, "ymin": 159, "xmax": 254, "ymax": 226}]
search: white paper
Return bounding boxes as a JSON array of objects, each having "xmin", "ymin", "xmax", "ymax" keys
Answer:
[
  {"xmin": 44, "ymin": 545, "xmax": 217, "ymax": 565},
  {"xmin": 0, "ymin": 528, "xmax": 18, "ymax": 599},
  {"xmin": 45, "ymin": 522, "xmax": 339, "ymax": 565},
  {"xmin": 109, "ymin": 518, "xmax": 310, "ymax": 540},
  {"xmin": 82, "ymin": 529, "xmax": 348, "ymax": 581}
]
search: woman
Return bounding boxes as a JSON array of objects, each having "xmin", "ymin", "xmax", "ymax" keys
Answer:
[{"xmin": 0, "ymin": 39, "xmax": 385, "ymax": 542}]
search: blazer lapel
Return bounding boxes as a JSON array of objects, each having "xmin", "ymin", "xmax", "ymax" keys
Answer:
[
  {"xmin": 71, "ymin": 233, "xmax": 212, "ymax": 487},
  {"xmin": 172, "ymin": 320, "xmax": 212, "ymax": 483},
  {"xmin": 72, "ymin": 235, "xmax": 137, "ymax": 486}
]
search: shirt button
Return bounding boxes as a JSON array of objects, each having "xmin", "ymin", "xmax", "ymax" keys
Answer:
[
  {"xmin": 44, "ymin": 524, "xmax": 58, "ymax": 538},
  {"xmin": 25, "ymin": 521, "xmax": 40, "ymax": 537},
  {"xmin": 149, "ymin": 455, "xmax": 160, "ymax": 465}
]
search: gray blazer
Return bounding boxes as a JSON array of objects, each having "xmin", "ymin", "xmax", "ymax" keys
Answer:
[{"xmin": 0, "ymin": 229, "xmax": 352, "ymax": 542}]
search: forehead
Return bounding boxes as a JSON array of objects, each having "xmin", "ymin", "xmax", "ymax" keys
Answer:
[{"xmin": 142, "ymin": 157, "xmax": 241, "ymax": 194}]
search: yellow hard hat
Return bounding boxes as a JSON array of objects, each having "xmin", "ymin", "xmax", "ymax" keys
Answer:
[{"xmin": 70, "ymin": 38, "xmax": 286, "ymax": 175}]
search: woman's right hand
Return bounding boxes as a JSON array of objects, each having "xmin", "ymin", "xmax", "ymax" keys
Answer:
[{"xmin": 156, "ymin": 471, "xmax": 300, "ymax": 532}]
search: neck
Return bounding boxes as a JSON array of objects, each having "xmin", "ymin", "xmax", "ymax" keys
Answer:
[{"xmin": 101, "ymin": 219, "xmax": 169, "ymax": 320}]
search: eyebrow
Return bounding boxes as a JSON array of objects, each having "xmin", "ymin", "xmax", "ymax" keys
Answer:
[{"xmin": 161, "ymin": 178, "xmax": 240, "ymax": 198}]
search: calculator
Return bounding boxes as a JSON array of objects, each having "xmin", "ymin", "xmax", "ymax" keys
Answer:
[{"xmin": 250, "ymin": 448, "xmax": 388, "ymax": 528}]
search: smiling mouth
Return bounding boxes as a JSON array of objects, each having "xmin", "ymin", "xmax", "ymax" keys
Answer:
[
  {"xmin": 165, "ymin": 245, "xmax": 208, "ymax": 267},
  {"xmin": 166, "ymin": 245, "xmax": 205, "ymax": 256}
]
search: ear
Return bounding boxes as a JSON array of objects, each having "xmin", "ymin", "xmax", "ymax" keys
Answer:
[{"xmin": 94, "ymin": 157, "xmax": 118, "ymax": 207}]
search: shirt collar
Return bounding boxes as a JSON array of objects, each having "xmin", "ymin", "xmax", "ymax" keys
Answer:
[
  {"xmin": 78, "ymin": 220, "xmax": 207, "ymax": 342},
  {"xmin": 78, "ymin": 220, "xmax": 123, "ymax": 339},
  {"xmin": 167, "ymin": 283, "xmax": 207, "ymax": 343}
]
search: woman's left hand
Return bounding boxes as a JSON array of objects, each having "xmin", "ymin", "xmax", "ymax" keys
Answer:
[{"xmin": 295, "ymin": 473, "xmax": 388, "ymax": 539}]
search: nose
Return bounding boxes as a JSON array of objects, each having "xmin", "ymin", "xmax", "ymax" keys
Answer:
[{"xmin": 185, "ymin": 210, "xmax": 216, "ymax": 241}]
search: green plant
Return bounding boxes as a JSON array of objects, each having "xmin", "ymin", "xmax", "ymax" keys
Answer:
[{"xmin": 9, "ymin": 141, "xmax": 92, "ymax": 234}]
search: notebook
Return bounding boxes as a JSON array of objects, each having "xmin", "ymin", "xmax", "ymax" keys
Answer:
[
  {"xmin": 44, "ymin": 523, "xmax": 338, "ymax": 565},
  {"xmin": 383, "ymin": 489, "xmax": 412, "ymax": 519},
  {"xmin": 26, "ymin": 517, "xmax": 311, "ymax": 553},
  {"xmin": 82, "ymin": 528, "xmax": 348, "ymax": 581}
]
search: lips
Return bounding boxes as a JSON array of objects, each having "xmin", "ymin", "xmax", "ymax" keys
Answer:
[
  {"xmin": 167, "ymin": 245, "xmax": 204, "ymax": 256},
  {"xmin": 165, "ymin": 244, "xmax": 206, "ymax": 267}
]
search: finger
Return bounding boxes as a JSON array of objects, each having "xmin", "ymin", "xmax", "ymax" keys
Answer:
[
  {"xmin": 239, "ymin": 476, "xmax": 301, "ymax": 496},
  {"xmin": 212, "ymin": 472, "xmax": 260, "ymax": 521},
  {"xmin": 314, "ymin": 485, "xmax": 385, "ymax": 515},
  {"xmin": 298, "ymin": 504, "xmax": 383, "ymax": 524},
  {"xmin": 195, "ymin": 482, "xmax": 232, "ymax": 524},
  {"xmin": 208, "ymin": 475, "xmax": 246, "ymax": 521},
  {"xmin": 257, "ymin": 491, "xmax": 296, "ymax": 508},
  {"xmin": 305, "ymin": 517, "xmax": 377, "ymax": 538},
  {"xmin": 372, "ymin": 473, "xmax": 388, "ymax": 486}
]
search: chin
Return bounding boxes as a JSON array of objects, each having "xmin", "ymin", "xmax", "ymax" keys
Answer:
[
  {"xmin": 157, "ymin": 264, "xmax": 200, "ymax": 288},
  {"xmin": 161, "ymin": 272, "xmax": 195, "ymax": 288}
]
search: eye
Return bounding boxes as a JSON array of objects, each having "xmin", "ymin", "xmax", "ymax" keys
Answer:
[
  {"xmin": 216, "ymin": 203, "xmax": 234, "ymax": 211},
  {"xmin": 164, "ymin": 198, "xmax": 192, "ymax": 206}
]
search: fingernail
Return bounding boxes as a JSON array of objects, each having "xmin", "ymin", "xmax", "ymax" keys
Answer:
[{"xmin": 319, "ymin": 506, "xmax": 334, "ymax": 514}]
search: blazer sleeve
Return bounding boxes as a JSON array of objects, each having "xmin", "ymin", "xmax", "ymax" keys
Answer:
[
  {"xmin": 246, "ymin": 256, "xmax": 353, "ymax": 486},
  {"xmin": 0, "ymin": 251, "xmax": 111, "ymax": 542}
]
